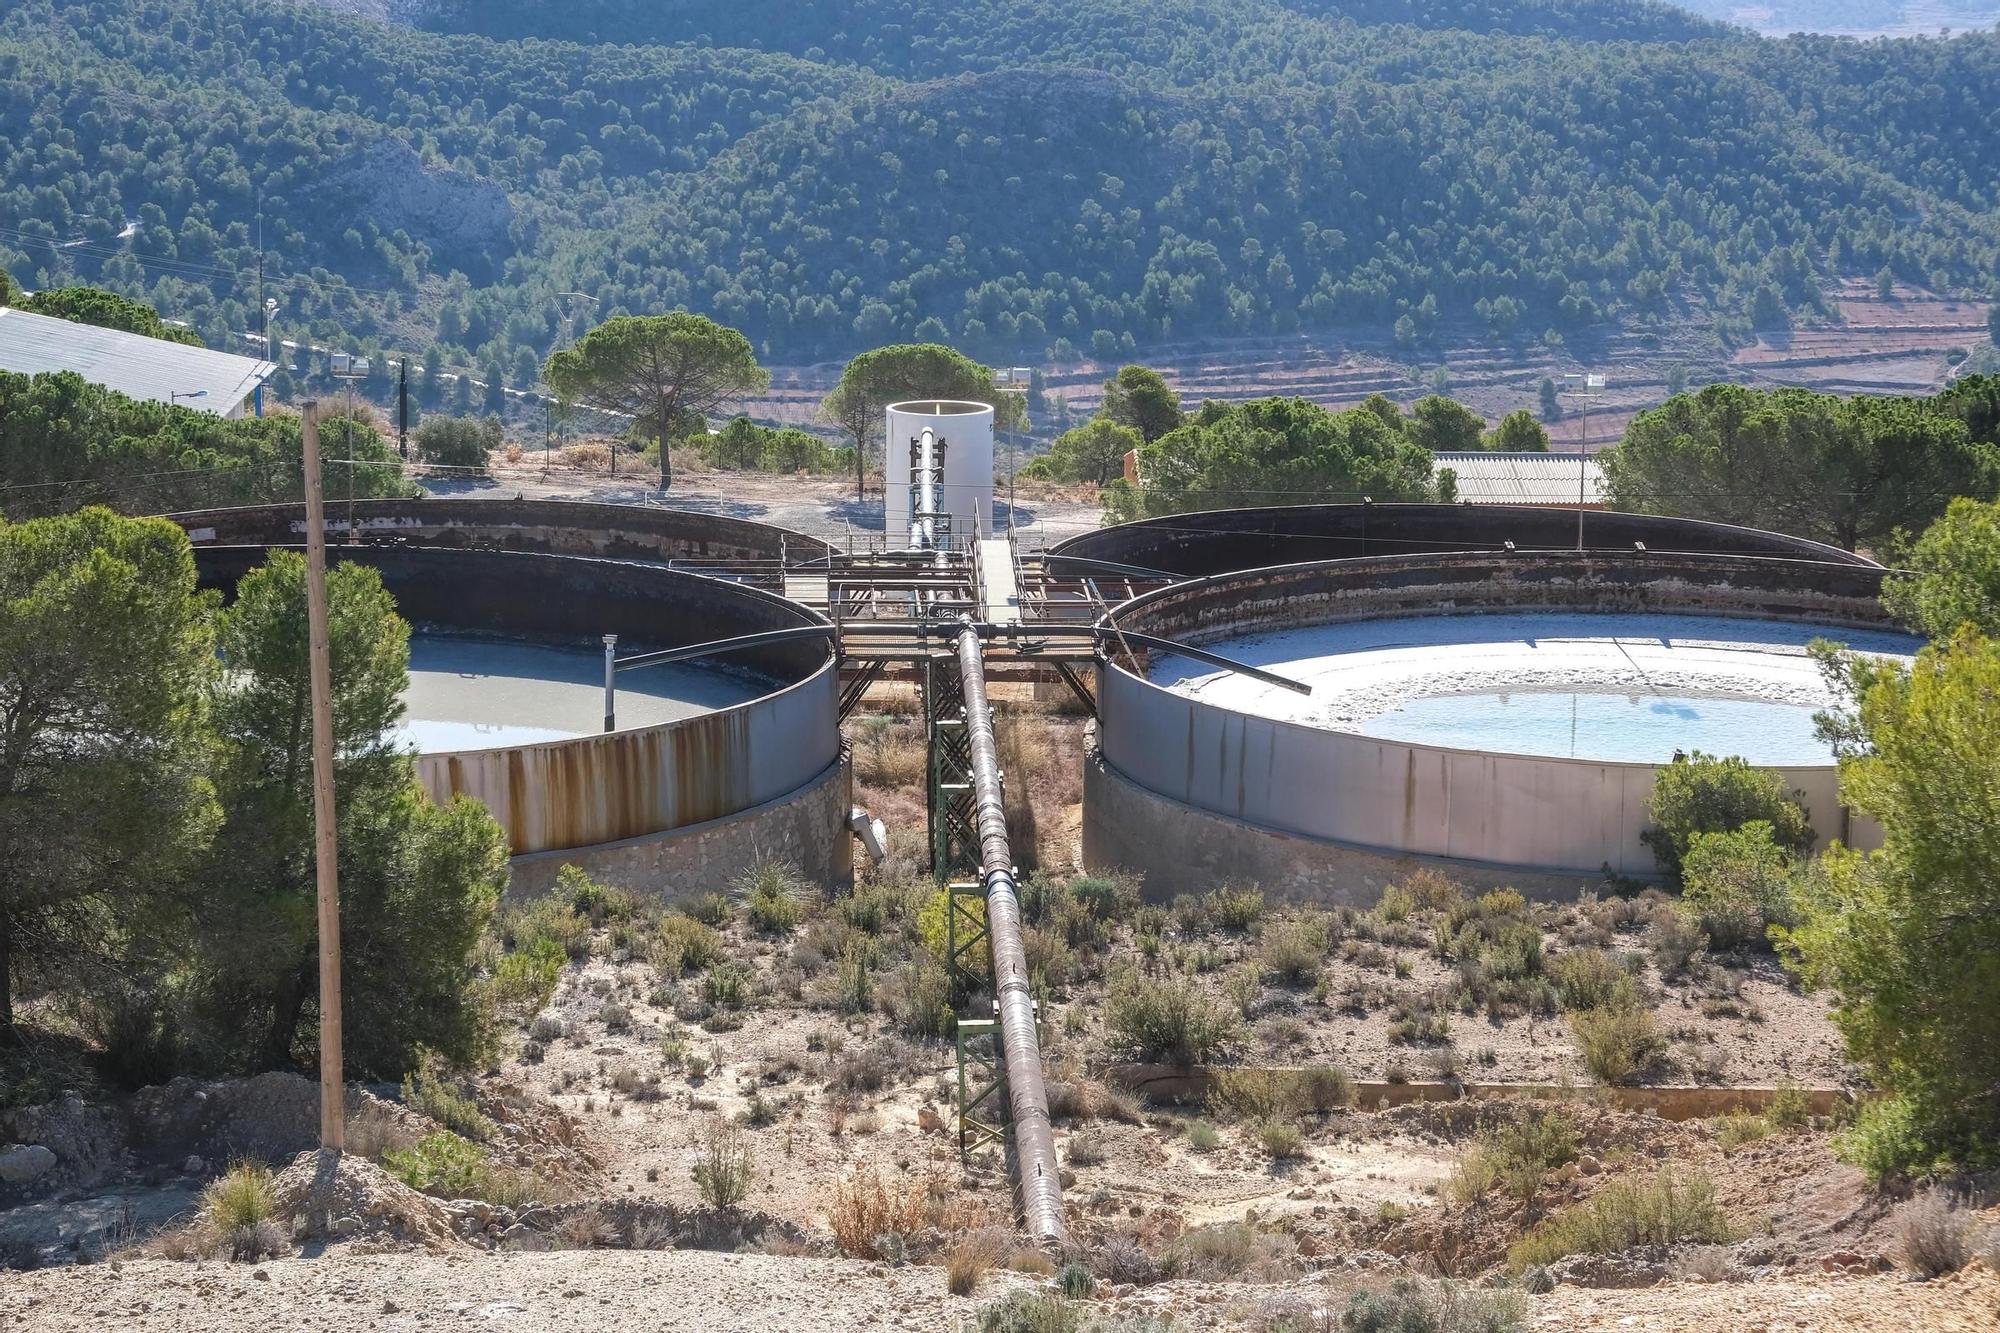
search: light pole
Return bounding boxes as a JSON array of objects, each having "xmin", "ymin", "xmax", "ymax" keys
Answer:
[{"xmin": 1562, "ymin": 372, "xmax": 1605, "ymax": 551}]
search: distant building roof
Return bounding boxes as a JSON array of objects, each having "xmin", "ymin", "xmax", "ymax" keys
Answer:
[
  {"xmin": 1434, "ymin": 451, "xmax": 1606, "ymax": 507},
  {"xmin": 0, "ymin": 307, "xmax": 275, "ymax": 416}
]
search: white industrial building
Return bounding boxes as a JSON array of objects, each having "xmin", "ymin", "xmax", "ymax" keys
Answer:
[
  {"xmin": 1433, "ymin": 451, "xmax": 1606, "ymax": 507},
  {"xmin": 0, "ymin": 307, "xmax": 275, "ymax": 417}
]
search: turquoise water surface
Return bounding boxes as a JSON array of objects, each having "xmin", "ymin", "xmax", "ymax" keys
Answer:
[{"xmin": 1355, "ymin": 689, "xmax": 1829, "ymax": 765}]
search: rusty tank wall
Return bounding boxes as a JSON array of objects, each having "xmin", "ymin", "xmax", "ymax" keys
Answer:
[
  {"xmin": 1088, "ymin": 551, "xmax": 1898, "ymax": 890},
  {"xmin": 172, "ymin": 499, "xmax": 834, "ymax": 575},
  {"xmin": 1048, "ymin": 503, "xmax": 1874, "ymax": 580},
  {"xmin": 193, "ymin": 545, "xmax": 842, "ymax": 870}
]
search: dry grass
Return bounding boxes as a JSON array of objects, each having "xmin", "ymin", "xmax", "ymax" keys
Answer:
[
  {"xmin": 828, "ymin": 1162, "xmax": 936, "ymax": 1259},
  {"xmin": 946, "ymin": 1226, "xmax": 1010, "ymax": 1296},
  {"xmin": 1898, "ymin": 1191, "xmax": 1973, "ymax": 1277}
]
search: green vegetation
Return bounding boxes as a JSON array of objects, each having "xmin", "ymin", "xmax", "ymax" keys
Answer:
[
  {"xmin": 738, "ymin": 859, "xmax": 815, "ymax": 935},
  {"xmin": 1507, "ymin": 1168, "xmax": 1730, "ymax": 1270},
  {"xmin": 702, "ymin": 416, "xmax": 847, "ymax": 475},
  {"xmin": 402, "ymin": 1053, "xmax": 494, "ymax": 1142},
  {"xmin": 1600, "ymin": 383, "xmax": 2000, "ymax": 552},
  {"xmin": 1777, "ymin": 630, "xmax": 2000, "ymax": 1177},
  {"xmin": 0, "ymin": 508, "xmax": 220, "ymax": 1036},
  {"xmin": 544, "ymin": 313, "xmax": 769, "ymax": 490},
  {"xmin": 1678, "ymin": 822, "xmax": 1798, "ymax": 950},
  {"xmin": 1568, "ymin": 980, "xmax": 1663, "ymax": 1086},
  {"xmin": 821, "ymin": 343, "xmax": 1025, "ymax": 494},
  {"xmin": 414, "ymin": 415, "xmax": 501, "ymax": 471},
  {"xmin": 1643, "ymin": 752, "xmax": 1813, "ymax": 882},
  {"xmin": 200, "ymin": 1160, "xmax": 276, "ymax": 1233},
  {"xmin": 0, "ymin": 367, "xmax": 410, "ymax": 521},
  {"xmin": 1883, "ymin": 495, "xmax": 2000, "ymax": 638},
  {"xmin": 15, "ymin": 284, "xmax": 204, "ymax": 346},
  {"xmin": 1024, "ymin": 418, "xmax": 1139, "ymax": 486},
  {"xmin": 0, "ymin": 511, "xmax": 511, "ymax": 1091},
  {"xmin": 9, "ymin": 1, "xmax": 2000, "ymax": 397},
  {"xmin": 690, "ymin": 1116, "xmax": 756, "ymax": 1208},
  {"xmin": 1341, "ymin": 1277, "xmax": 1528, "ymax": 1333},
  {"xmin": 1108, "ymin": 396, "xmax": 1446, "ymax": 520},
  {"xmin": 1105, "ymin": 970, "xmax": 1241, "ymax": 1065},
  {"xmin": 1448, "ymin": 1110, "xmax": 1579, "ymax": 1206}
]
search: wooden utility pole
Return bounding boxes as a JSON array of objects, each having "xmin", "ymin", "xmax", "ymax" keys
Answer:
[{"xmin": 299, "ymin": 402, "xmax": 346, "ymax": 1152}]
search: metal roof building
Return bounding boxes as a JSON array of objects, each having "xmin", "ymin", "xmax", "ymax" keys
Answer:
[
  {"xmin": 0, "ymin": 307, "xmax": 275, "ymax": 417},
  {"xmin": 1434, "ymin": 450, "xmax": 1606, "ymax": 507}
]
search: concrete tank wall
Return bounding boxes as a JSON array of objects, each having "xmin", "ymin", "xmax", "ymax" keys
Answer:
[
  {"xmin": 1049, "ymin": 503, "xmax": 1875, "ymax": 580},
  {"xmin": 172, "ymin": 499, "xmax": 835, "ymax": 573},
  {"xmin": 1090, "ymin": 552, "xmax": 1896, "ymax": 889},
  {"xmin": 884, "ymin": 400, "xmax": 993, "ymax": 546},
  {"xmin": 193, "ymin": 545, "xmax": 842, "ymax": 868}
]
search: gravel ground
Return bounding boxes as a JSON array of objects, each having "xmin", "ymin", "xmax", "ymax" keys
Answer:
[{"xmin": 9, "ymin": 1252, "xmax": 1996, "ymax": 1332}]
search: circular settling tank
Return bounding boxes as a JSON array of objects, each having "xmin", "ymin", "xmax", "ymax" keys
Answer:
[
  {"xmin": 397, "ymin": 635, "xmax": 770, "ymax": 752},
  {"xmin": 1149, "ymin": 613, "xmax": 1921, "ymax": 766},
  {"xmin": 1087, "ymin": 549, "xmax": 1911, "ymax": 891}
]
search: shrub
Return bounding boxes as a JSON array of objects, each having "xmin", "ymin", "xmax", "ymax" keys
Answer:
[
  {"xmin": 507, "ymin": 893, "xmax": 591, "ymax": 961},
  {"xmin": 1642, "ymin": 752, "xmax": 1812, "ymax": 880},
  {"xmin": 1066, "ymin": 1131, "xmax": 1108, "ymax": 1167},
  {"xmin": 977, "ymin": 1292, "xmax": 1079, "ymax": 1333},
  {"xmin": 1549, "ymin": 948, "xmax": 1625, "ymax": 1012},
  {"xmin": 1387, "ymin": 994, "xmax": 1451, "ymax": 1046},
  {"xmin": 403, "ymin": 1053, "xmax": 494, "ymax": 1141},
  {"xmin": 1713, "ymin": 1112, "xmax": 1772, "ymax": 1153},
  {"xmin": 836, "ymin": 940, "xmax": 876, "ymax": 1014},
  {"xmin": 739, "ymin": 860, "xmax": 815, "ymax": 934},
  {"xmin": 1376, "ymin": 884, "xmax": 1415, "ymax": 923},
  {"xmin": 559, "ymin": 863, "xmax": 636, "ymax": 926},
  {"xmin": 1399, "ymin": 869, "xmax": 1466, "ymax": 915},
  {"xmin": 415, "ymin": 415, "xmax": 501, "ymax": 471},
  {"xmin": 1765, "ymin": 1082, "xmax": 1812, "ymax": 1130},
  {"xmin": 888, "ymin": 952, "xmax": 956, "ymax": 1040},
  {"xmin": 1898, "ymin": 1191, "xmax": 1973, "ymax": 1277},
  {"xmin": 1105, "ymin": 972, "xmax": 1241, "ymax": 1065},
  {"xmin": 684, "ymin": 891, "xmax": 733, "ymax": 926},
  {"xmin": 1057, "ymin": 1259, "xmax": 1095, "ymax": 1298},
  {"xmin": 1067, "ymin": 873, "xmax": 1138, "ymax": 922},
  {"xmin": 1210, "ymin": 1066, "xmax": 1349, "ymax": 1122},
  {"xmin": 691, "ymin": 1117, "xmax": 756, "ymax": 1209},
  {"xmin": 1568, "ymin": 984, "xmax": 1662, "ymax": 1086},
  {"xmin": 385, "ymin": 1131, "xmax": 490, "ymax": 1197},
  {"xmin": 201, "ymin": 1161, "xmax": 275, "ymax": 1234},
  {"xmin": 1168, "ymin": 1221, "xmax": 1298, "ymax": 1281},
  {"xmin": 947, "ymin": 1230, "xmax": 1004, "ymax": 1296},
  {"xmin": 1206, "ymin": 884, "xmax": 1266, "ymax": 933},
  {"xmin": 1257, "ymin": 1118, "xmax": 1304, "ymax": 1159},
  {"xmin": 1646, "ymin": 908, "xmax": 1708, "ymax": 980},
  {"xmin": 828, "ymin": 1162, "xmax": 930, "ymax": 1259},
  {"xmin": 492, "ymin": 937, "xmax": 566, "ymax": 1014},
  {"xmin": 1258, "ymin": 915, "xmax": 1331, "ymax": 986},
  {"xmin": 1449, "ymin": 1111, "xmax": 1577, "ymax": 1206},
  {"xmin": 1187, "ymin": 1120, "xmax": 1221, "ymax": 1152},
  {"xmin": 1679, "ymin": 822, "xmax": 1797, "ymax": 950},
  {"xmin": 654, "ymin": 912, "xmax": 723, "ymax": 977},
  {"xmin": 1341, "ymin": 1277, "xmax": 1529, "ymax": 1333},
  {"xmin": 702, "ymin": 962, "xmax": 750, "ymax": 1010},
  {"xmin": 1507, "ymin": 1169, "xmax": 1729, "ymax": 1270}
]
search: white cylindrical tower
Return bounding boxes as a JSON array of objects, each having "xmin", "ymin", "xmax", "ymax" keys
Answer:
[{"xmin": 885, "ymin": 400, "xmax": 994, "ymax": 549}]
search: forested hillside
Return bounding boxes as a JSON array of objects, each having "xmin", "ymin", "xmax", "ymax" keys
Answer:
[{"xmin": 3, "ymin": 0, "xmax": 1998, "ymax": 392}]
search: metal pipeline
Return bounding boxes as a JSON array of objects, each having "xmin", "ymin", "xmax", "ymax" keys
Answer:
[
  {"xmin": 956, "ymin": 622, "xmax": 1067, "ymax": 1247},
  {"xmin": 910, "ymin": 426, "xmax": 941, "ymax": 554}
]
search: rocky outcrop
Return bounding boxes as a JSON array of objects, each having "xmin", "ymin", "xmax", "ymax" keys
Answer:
[{"xmin": 295, "ymin": 137, "xmax": 514, "ymax": 269}]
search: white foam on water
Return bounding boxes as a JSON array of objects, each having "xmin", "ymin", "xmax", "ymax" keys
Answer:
[
  {"xmin": 1148, "ymin": 612, "xmax": 1922, "ymax": 765},
  {"xmin": 396, "ymin": 636, "xmax": 770, "ymax": 753}
]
